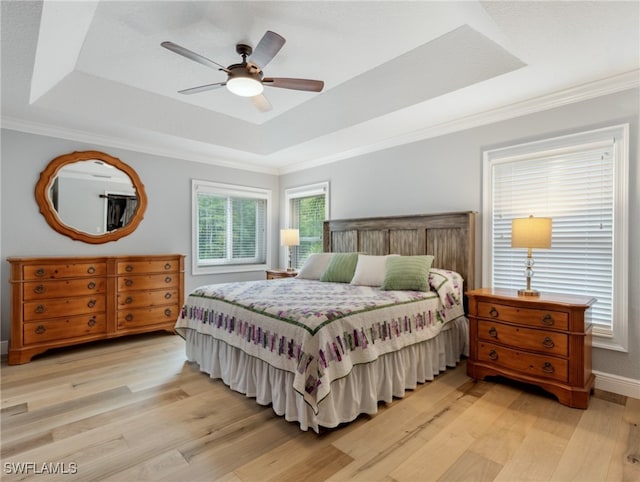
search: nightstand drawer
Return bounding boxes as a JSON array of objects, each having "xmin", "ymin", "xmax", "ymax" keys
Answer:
[
  {"xmin": 477, "ymin": 320, "xmax": 568, "ymax": 357},
  {"xmin": 478, "ymin": 341, "xmax": 569, "ymax": 383},
  {"xmin": 477, "ymin": 301, "xmax": 569, "ymax": 331}
]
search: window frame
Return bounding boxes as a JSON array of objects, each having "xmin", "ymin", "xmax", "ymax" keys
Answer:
[
  {"xmin": 284, "ymin": 181, "xmax": 330, "ymax": 269},
  {"xmin": 482, "ymin": 124, "xmax": 629, "ymax": 352},
  {"xmin": 192, "ymin": 179, "xmax": 272, "ymax": 275}
]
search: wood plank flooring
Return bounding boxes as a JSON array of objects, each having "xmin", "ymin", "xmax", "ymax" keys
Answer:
[{"xmin": 1, "ymin": 333, "xmax": 638, "ymax": 481}]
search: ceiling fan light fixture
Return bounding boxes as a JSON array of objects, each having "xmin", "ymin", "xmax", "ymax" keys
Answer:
[{"xmin": 227, "ymin": 72, "xmax": 264, "ymax": 97}]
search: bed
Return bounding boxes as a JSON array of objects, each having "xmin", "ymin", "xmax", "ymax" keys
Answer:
[{"xmin": 175, "ymin": 211, "xmax": 476, "ymax": 432}]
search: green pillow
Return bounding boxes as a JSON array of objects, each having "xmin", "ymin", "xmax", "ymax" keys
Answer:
[
  {"xmin": 381, "ymin": 255, "xmax": 434, "ymax": 291},
  {"xmin": 320, "ymin": 253, "xmax": 359, "ymax": 283}
]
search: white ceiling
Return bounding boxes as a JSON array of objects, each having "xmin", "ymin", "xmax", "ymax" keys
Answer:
[{"xmin": 2, "ymin": 1, "xmax": 639, "ymax": 174}]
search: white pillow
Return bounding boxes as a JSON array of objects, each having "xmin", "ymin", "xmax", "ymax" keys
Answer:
[
  {"xmin": 350, "ymin": 254, "xmax": 398, "ymax": 286},
  {"xmin": 296, "ymin": 253, "xmax": 334, "ymax": 280}
]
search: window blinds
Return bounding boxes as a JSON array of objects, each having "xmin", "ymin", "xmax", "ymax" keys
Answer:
[
  {"xmin": 197, "ymin": 193, "xmax": 267, "ymax": 265},
  {"xmin": 491, "ymin": 142, "xmax": 615, "ymax": 331}
]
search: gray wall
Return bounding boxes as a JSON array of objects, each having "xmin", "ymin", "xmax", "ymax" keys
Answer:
[
  {"xmin": 0, "ymin": 129, "xmax": 280, "ymax": 345},
  {"xmin": 280, "ymin": 88, "xmax": 639, "ymax": 381}
]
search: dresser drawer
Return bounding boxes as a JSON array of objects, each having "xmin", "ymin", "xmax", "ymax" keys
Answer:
[
  {"xmin": 117, "ymin": 304, "xmax": 179, "ymax": 329},
  {"xmin": 478, "ymin": 341, "xmax": 569, "ymax": 383},
  {"xmin": 477, "ymin": 301, "xmax": 569, "ymax": 331},
  {"xmin": 477, "ymin": 320, "xmax": 569, "ymax": 357},
  {"xmin": 23, "ymin": 314, "xmax": 107, "ymax": 345},
  {"xmin": 24, "ymin": 296, "xmax": 106, "ymax": 321},
  {"xmin": 117, "ymin": 289, "xmax": 179, "ymax": 309},
  {"xmin": 117, "ymin": 259, "xmax": 179, "ymax": 275},
  {"xmin": 23, "ymin": 262, "xmax": 107, "ymax": 281},
  {"xmin": 118, "ymin": 274, "xmax": 179, "ymax": 291},
  {"xmin": 23, "ymin": 278, "xmax": 106, "ymax": 301}
]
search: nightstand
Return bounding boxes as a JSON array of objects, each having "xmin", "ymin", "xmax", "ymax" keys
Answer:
[
  {"xmin": 266, "ymin": 268, "xmax": 298, "ymax": 280},
  {"xmin": 466, "ymin": 288, "xmax": 596, "ymax": 409}
]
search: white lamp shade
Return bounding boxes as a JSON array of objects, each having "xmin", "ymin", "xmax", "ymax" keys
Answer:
[
  {"xmin": 227, "ymin": 77, "xmax": 264, "ymax": 97},
  {"xmin": 512, "ymin": 216, "xmax": 552, "ymax": 249},
  {"xmin": 280, "ymin": 228, "xmax": 300, "ymax": 247}
]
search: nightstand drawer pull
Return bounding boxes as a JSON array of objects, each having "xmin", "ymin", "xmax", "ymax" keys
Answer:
[
  {"xmin": 164, "ymin": 292, "xmax": 172, "ymax": 299},
  {"xmin": 87, "ymin": 299, "xmax": 96, "ymax": 308},
  {"xmin": 541, "ymin": 314, "xmax": 554, "ymax": 326},
  {"xmin": 542, "ymin": 337, "xmax": 555, "ymax": 348},
  {"xmin": 35, "ymin": 268, "xmax": 45, "ymax": 277},
  {"xmin": 542, "ymin": 362, "xmax": 555, "ymax": 374},
  {"xmin": 489, "ymin": 307, "xmax": 499, "ymax": 318},
  {"xmin": 87, "ymin": 317, "xmax": 96, "ymax": 327},
  {"xmin": 87, "ymin": 281, "xmax": 96, "ymax": 290},
  {"xmin": 125, "ymin": 297, "xmax": 133, "ymax": 304},
  {"xmin": 34, "ymin": 284, "xmax": 45, "ymax": 294},
  {"xmin": 125, "ymin": 279, "xmax": 133, "ymax": 287},
  {"xmin": 126, "ymin": 265, "xmax": 134, "ymax": 272},
  {"xmin": 35, "ymin": 304, "xmax": 46, "ymax": 314},
  {"xmin": 488, "ymin": 327, "xmax": 498, "ymax": 338},
  {"xmin": 125, "ymin": 313, "xmax": 133, "ymax": 322},
  {"xmin": 35, "ymin": 325, "xmax": 46, "ymax": 335},
  {"xmin": 164, "ymin": 263, "xmax": 172, "ymax": 270},
  {"xmin": 87, "ymin": 266, "xmax": 96, "ymax": 274},
  {"xmin": 488, "ymin": 349, "xmax": 498, "ymax": 361},
  {"xmin": 164, "ymin": 308, "xmax": 172, "ymax": 317},
  {"xmin": 164, "ymin": 276, "xmax": 172, "ymax": 284}
]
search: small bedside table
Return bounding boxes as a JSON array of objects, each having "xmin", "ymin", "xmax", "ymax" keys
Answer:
[
  {"xmin": 266, "ymin": 268, "xmax": 298, "ymax": 280},
  {"xmin": 466, "ymin": 288, "xmax": 596, "ymax": 409}
]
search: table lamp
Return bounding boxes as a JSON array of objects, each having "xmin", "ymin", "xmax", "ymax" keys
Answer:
[
  {"xmin": 511, "ymin": 215, "xmax": 552, "ymax": 296},
  {"xmin": 280, "ymin": 228, "xmax": 300, "ymax": 272}
]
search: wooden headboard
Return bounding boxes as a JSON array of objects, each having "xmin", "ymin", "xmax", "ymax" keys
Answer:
[{"xmin": 323, "ymin": 211, "xmax": 476, "ymax": 291}]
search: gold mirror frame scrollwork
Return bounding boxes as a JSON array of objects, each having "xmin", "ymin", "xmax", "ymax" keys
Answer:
[{"xmin": 35, "ymin": 150, "xmax": 148, "ymax": 244}]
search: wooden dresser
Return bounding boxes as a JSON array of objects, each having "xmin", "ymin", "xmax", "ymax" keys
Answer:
[
  {"xmin": 8, "ymin": 254, "xmax": 185, "ymax": 364},
  {"xmin": 266, "ymin": 268, "xmax": 298, "ymax": 280},
  {"xmin": 466, "ymin": 288, "xmax": 596, "ymax": 409}
]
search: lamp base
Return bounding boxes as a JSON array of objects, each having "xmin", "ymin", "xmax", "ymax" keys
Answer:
[
  {"xmin": 518, "ymin": 288, "xmax": 540, "ymax": 297},
  {"xmin": 286, "ymin": 267, "xmax": 296, "ymax": 273}
]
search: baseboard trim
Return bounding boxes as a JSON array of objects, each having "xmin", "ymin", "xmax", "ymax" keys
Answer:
[
  {"xmin": 594, "ymin": 370, "xmax": 640, "ymax": 399},
  {"xmin": 1, "ymin": 340, "xmax": 8, "ymax": 356}
]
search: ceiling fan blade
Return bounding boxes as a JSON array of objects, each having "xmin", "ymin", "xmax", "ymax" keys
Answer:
[
  {"xmin": 263, "ymin": 78, "xmax": 324, "ymax": 92},
  {"xmin": 178, "ymin": 82, "xmax": 226, "ymax": 95},
  {"xmin": 250, "ymin": 31, "xmax": 285, "ymax": 69},
  {"xmin": 251, "ymin": 94, "xmax": 272, "ymax": 112},
  {"xmin": 161, "ymin": 41, "xmax": 229, "ymax": 72}
]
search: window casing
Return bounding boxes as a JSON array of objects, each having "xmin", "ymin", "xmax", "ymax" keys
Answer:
[
  {"xmin": 192, "ymin": 180, "xmax": 271, "ymax": 275},
  {"xmin": 483, "ymin": 125, "xmax": 629, "ymax": 351},
  {"xmin": 285, "ymin": 182, "xmax": 329, "ymax": 269}
]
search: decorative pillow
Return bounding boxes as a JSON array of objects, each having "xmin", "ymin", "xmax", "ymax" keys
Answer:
[
  {"xmin": 381, "ymin": 255, "xmax": 435, "ymax": 291},
  {"xmin": 319, "ymin": 252, "xmax": 360, "ymax": 283},
  {"xmin": 350, "ymin": 254, "xmax": 399, "ymax": 286},
  {"xmin": 296, "ymin": 253, "xmax": 334, "ymax": 280}
]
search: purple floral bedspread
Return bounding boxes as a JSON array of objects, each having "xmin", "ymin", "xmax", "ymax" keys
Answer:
[{"xmin": 175, "ymin": 269, "xmax": 465, "ymax": 412}]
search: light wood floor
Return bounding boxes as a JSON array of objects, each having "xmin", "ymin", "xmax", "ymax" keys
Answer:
[{"xmin": 1, "ymin": 333, "xmax": 638, "ymax": 482}]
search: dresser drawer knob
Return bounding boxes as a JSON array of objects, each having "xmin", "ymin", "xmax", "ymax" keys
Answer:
[
  {"xmin": 35, "ymin": 325, "xmax": 46, "ymax": 335},
  {"xmin": 87, "ymin": 317, "xmax": 97, "ymax": 327},
  {"xmin": 125, "ymin": 297, "xmax": 133, "ymax": 304},
  {"xmin": 164, "ymin": 276, "xmax": 172, "ymax": 284},
  {"xmin": 87, "ymin": 299, "xmax": 96, "ymax": 308},
  {"xmin": 488, "ymin": 327, "xmax": 498, "ymax": 338},
  {"xmin": 541, "ymin": 314, "xmax": 554, "ymax": 326},
  {"xmin": 125, "ymin": 313, "xmax": 134, "ymax": 322},
  {"xmin": 164, "ymin": 308, "xmax": 172, "ymax": 317},
  {"xmin": 35, "ymin": 268, "xmax": 46, "ymax": 277},
  {"xmin": 542, "ymin": 362, "xmax": 555, "ymax": 374},
  {"xmin": 488, "ymin": 349, "xmax": 498, "ymax": 361},
  {"xmin": 34, "ymin": 284, "xmax": 45, "ymax": 294},
  {"xmin": 87, "ymin": 281, "xmax": 96, "ymax": 290},
  {"xmin": 35, "ymin": 304, "xmax": 46, "ymax": 314},
  {"xmin": 164, "ymin": 292, "xmax": 172, "ymax": 300},
  {"xmin": 164, "ymin": 263, "xmax": 172, "ymax": 270},
  {"xmin": 489, "ymin": 307, "xmax": 499, "ymax": 318},
  {"xmin": 87, "ymin": 266, "xmax": 96, "ymax": 274},
  {"xmin": 125, "ymin": 279, "xmax": 133, "ymax": 287},
  {"xmin": 126, "ymin": 265, "xmax": 134, "ymax": 272},
  {"xmin": 542, "ymin": 337, "xmax": 555, "ymax": 349}
]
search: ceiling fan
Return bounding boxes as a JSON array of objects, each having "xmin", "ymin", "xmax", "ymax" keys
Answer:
[{"xmin": 161, "ymin": 30, "xmax": 324, "ymax": 112}]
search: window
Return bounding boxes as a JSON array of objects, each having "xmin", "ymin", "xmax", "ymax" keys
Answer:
[
  {"xmin": 193, "ymin": 180, "xmax": 271, "ymax": 274},
  {"xmin": 483, "ymin": 125, "xmax": 629, "ymax": 351},
  {"xmin": 285, "ymin": 182, "xmax": 329, "ymax": 269}
]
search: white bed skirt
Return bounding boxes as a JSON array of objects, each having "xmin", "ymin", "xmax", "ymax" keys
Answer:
[{"xmin": 182, "ymin": 316, "xmax": 469, "ymax": 433}]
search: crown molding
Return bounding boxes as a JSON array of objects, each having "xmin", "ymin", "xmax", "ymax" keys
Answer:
[
  {"xmin": 0, "ymin": 116, "xmax": 279, "ymax": 175},
  {"xmin": 278, "ymin": 69, "xmax": 640, "ymax": 174},
  {"xmin": 2, "ymin": 70, "xmax": 637, "ymax": 176}
]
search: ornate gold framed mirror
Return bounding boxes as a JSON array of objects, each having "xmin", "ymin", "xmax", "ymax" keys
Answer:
[{"xmin": 35, "ymin": 150, "xmax": 148, "ymax": 244}]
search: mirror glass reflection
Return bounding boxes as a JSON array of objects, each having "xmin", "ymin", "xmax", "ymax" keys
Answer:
[{"xmin": 49, "ymin": 159, "xmax": 138, "ymax": 235}]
